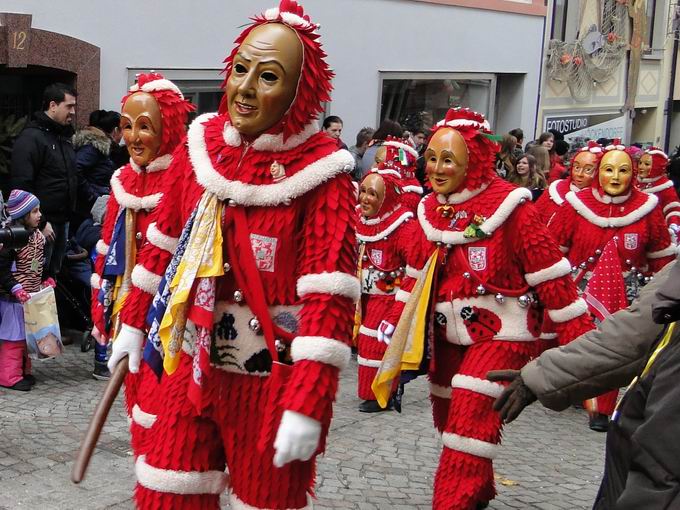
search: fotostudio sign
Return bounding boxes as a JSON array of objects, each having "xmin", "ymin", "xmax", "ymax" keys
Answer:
[
  {"xmin": 545, "ymin": 116, "xmax": 589, "ymax": 134},
  {"xmin": 544, "ymin": 113, "xmax": 626, "ymax": 143}
]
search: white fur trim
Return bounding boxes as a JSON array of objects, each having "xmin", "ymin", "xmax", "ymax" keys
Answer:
[
  {"xmin": 441, "ymin": 432, "xmax": 500, "ymax": 459},
  {"xmin": 405, "ymin": 265, "xmax": 423, "ymax": 279},
  {"xmin": 666, "ymin": 211, "xmax": 680, "ymax": 220},
  {"xmin": 222, "ymin": 120, "xmax": 319, "ymax": 152},
  {"xmin": 228, "ymin": 490, "xmax": 312, "ymax": 510},
  {"xmin": 580, "ymin": 145, "xmax": 603, "ymax": 154},
  {"xmin": 663, "ymin": 201, "xmax": 680, "ymax": 213},
  {"xmin": 643, "ymin": 180, "xmax": 674, "ymax": 194},
  {"xmin": 451, "ymin": 374, "xmax": 504, "ymax": 399},
  {"xmin": 565, "ymin": 191, "xmax": 658, "ymax": 228},
  {"xmin": 382, "ymin": 140, "xmax": 419, "ymax": 159},
  {"xmin": 524, "ymin": 258, "xmax": 572, "ymax": 287},
  {"xmin": 429, "ymin": 382, "xmax": 451, "ymax": 399},
  {"xmin": 110, "ymin": 169, "xmax": 163, "ymax": 211},
  {"xmin": 131, "ymin": 264, "xmax": 162, "ymax": 295},
  {"xmin": 402, "ymin": 185, "xmax": 423, "ymax": 194},
  {"xmin": 146, "ymin": 222, "xmax": 179, "ymax": 253},
  {"xmin": 130, "ymin": 79, "xmax": 184, "ymax": 100},
  {"xmin": 360, "ymin": 205, "xmax": 400, "ymax": 225},
  {"xmin": 605, "ymin": 144, "xmax": 626, "ymax": 151},
  {"xmin": 189, "ymin": 113, "xmax": 354, "ymax": 206},
  {"xmin": 646, "ymin": 149, "xmax": 668, "ymax": 159},
  {"xmin": 547, "ymin": 298, "xmax": 588, "ymax": 323},
  {"xmin": 357, "ymin": 355, "xmax": 381, "ymax": 368},
  {"xmin": 548, "ymin": 179, "xmax": 565, "ymax": 206},
  {"xmin": 436, "ymin": 183, "xmax": 489, "ymax": 205},
  {"xmin": 540, "ymin": 332, "xmax": 558, "ymax": 340},
  {"xmin": 90, "ymin": 273, "xmax": 101, "ymax": 290},
  {"xmin": 356, "ymin": 212, "xmax": 412, "ymax": 243},
  {"xmin": 395, "ymin": 289, "xmax": 411, "ymax": 303},
  {"xmin": 96, "ymin": 239, "xmax": 109, "ymax": 256},
  {"xmin": 290, "ymin": 336, "xmax": 351, "ymax": 370},
  {"xmin": 296, "ymin": 272, "xmax": 360, "ymax": 303},
  {"xmin": 592, "ymin": 187, "xmax": 631, "ymax": 204},
  {"xmin": 131, "ymin": 404, "xmax": 157, "ymax": 429},
  {"xmin": 358, "ymin": 325, "xmax": 378, "ymax": 338},
  {"xmin": 372, "ymin": 168, "xmax": 402, "ymax": 178},
  {"xmin": 419, "ymin": 188, "xmax": 532, "ymax": 246},
  {"xmin": 135, "ymin": 455, "xmax": 228, "ymax": 495},
  {"xmin": 639, "ymin": 175, "xmax": 663, "ymax": 184},
  {"xmin": 647, "ymin": 244, "xmax": 677, "ymax": 259},
  {"xmin": 146, "ymin": 154, "xmax": 173, "ymax": 173}
]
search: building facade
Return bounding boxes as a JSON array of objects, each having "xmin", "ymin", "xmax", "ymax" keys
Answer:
[{"xmin": 0, "ymin": 0, "xmax": 547, "ymax": 143}]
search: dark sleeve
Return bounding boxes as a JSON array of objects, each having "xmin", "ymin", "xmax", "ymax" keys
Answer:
[
  {"xmin": 75, "ymin": 146, "xmax": 99, "ymax": 205},
  {"xmin": 521, "ymin": 261, "xmax": 676, "ymax": 410},
  {"xmin": 0, "ymin": 248, "xmax": 20, "ymax": 293},
  {"xmin": 9, "ymin": 132, "xmax": 40, "ymax": 194},
  {"xmin": 615, "ymin": 344, "xmax": 680, "ymax": 509}
]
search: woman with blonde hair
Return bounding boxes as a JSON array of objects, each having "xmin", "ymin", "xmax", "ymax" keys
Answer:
[
  {"xmin": 507, "ymin": 153, "xmax": 546, "ymax": 201},
  {"xmin": 528, "ymin": 145, "xmax": 551, "ymax": 179}
]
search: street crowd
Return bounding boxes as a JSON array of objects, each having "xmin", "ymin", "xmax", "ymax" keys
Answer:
[{"xmin": 1, "ymin": 2, "xmax": 680, "ymax": 508}]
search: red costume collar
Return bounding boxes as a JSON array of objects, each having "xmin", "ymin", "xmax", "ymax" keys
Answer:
[
  {"xmin": 547, "ymin": 178, "xmax": 579, "ymax": 206},
  {"xmin": 565, "ymin": 188, "xmax": 658, "ymax": 228},
  {"xmin": 639, "ymin": 177, "xmax": 674, "ymax": 194},
  {"xmin": 418, "ymin": 179, "xmax": 531, "ymax": 246},
  {"xmin": 188, "ymin": 113, "xmax": 353, "ymax": 207}
]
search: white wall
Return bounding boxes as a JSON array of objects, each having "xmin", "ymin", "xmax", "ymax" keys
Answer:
[{"xmin": 1, "ymin": 0, "xmax": 545, "ymax": 140}]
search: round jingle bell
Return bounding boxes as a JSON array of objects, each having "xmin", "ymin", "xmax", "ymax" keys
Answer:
[
  {"xmin": 625, "ymin": 259, "xmax": 632, "ymax": 265},
  {"xmin": 518, "ymin": 294, "xmax": 531, "ymax": 308},
  {"xmin": 275, "ymin": 339, "xmax": 287, "ymax": 353},
  {"xmin": 579, "ymin": 262, "xmax": 587, "ymax": 269},
  {"xmin": 587, "ymin": 256, "xmax": 595, "ymax": 263},
  {"xmin": 571, "ymin": 266, "xmax": 578, "ymax": 274},
  {"xmin": 233, "ymin": 290, "xmax": 244, "ymax": 303},
  {"xmin": 630, "ymin": 266, "xmax": 637, "ymax": 273},
  {"xmin": 495, "ymin": 293, "xmax": 505, "ymax": 304},
  {"xmin": 476, "ymin": 285, "xmax": 486, "ymax": 295},
  {"xmin": 362, "ymin": 255, "xmax": 368, "ymax": 261},
  {"xmin": 389, "ymin": 271, "xmax": 397, "ymax": 278},
  {"xmin": 595, "ymin": 249, "xmax": 602, "ymax": 256},
  {"xmin": 463, "ymin": 272, "xmax": 471, "ymax": 279},
  {"xmin": 378, "ymin": 271, "xmax": 386, "ymax": 279},
  {"xmin": 248, "ymin": 317, "xmax": 261, "ymax": 333}
]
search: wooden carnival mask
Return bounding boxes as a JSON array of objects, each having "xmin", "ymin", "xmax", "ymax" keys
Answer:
[
  {"xmin": 359, "ymin": 173, "xmax": 386, "ymax": 218},
  {"xmin": 424, "ymin": 128, "xmax": 469, "ymax": 195},
  {"xmin": 121, "ymin": 92, "xmax": 163, "ymax": 167},
  {"xmin": 226, "ymin": 23, "xmax": 303, "ymax": 137},
  {"xmin": 599, "ymin": 150, "xmax": 634, "ymax": 197},
  {"xmin": 571, "ymin": 151, "xmax": 598, "ymax": 190},
  {"xmin": 638, "ymin": 153, "xmax": 653, "ymax": 180}
]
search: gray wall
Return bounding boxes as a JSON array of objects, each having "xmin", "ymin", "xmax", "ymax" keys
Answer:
[{"xmin": 2, "ymin": 0, "xmax": 545, "ymax": 140}]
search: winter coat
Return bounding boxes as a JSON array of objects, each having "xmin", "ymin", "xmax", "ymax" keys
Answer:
[
  {"xmin": 73, "ymin": 126, "xmax": 115, "ymax": 202},
  {"xmin": 521, "ymin": 260, "xmax": 676, "ymax": 409},
  {"xmin": 9, "ymin": 111, "xmax": 77, "ymax": 223}
]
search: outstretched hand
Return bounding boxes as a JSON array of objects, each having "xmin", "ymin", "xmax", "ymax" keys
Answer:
[{"xmin": 487, "ymin": 369, "xmax": 537, "ymax": 423}]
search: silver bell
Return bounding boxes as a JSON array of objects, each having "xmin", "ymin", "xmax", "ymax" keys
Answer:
[
  {"xmin": 275, "ymin": 339, "xmax": 286, "ymax": 352},
  {"xmin": 378, "ymin": 271, "xmax": 386, "ymax": 279},
  {"xmin": 595, "ymin": 249, "xmax": 602, "ymax": 255},
  {"xmin": 519, "ymin": 198, "xmax": 527, "ymax": 204},
  {"xmin": 223, "ymin": 262, "xmax": 231, "ymax": 272},
  {"xmin": 495, "ymin": 293, "xmax": 505, "ymax": 304},
  {"xmin": 135, "ymin": 232, "xmax": 142, "ymax": 241},
  {"xmin": 644, "ymin": 276, "xmax": 652, "ymax": 283},
  {"xmin": 362, "ymin": 255, "xmax": 368, "ymax": 261},
  {"xmin": 587, "ymin": 257, "xmax": 595, "ymax": 263},
  {"xmin": 476, "ymin": 285, "xmax": 486, "ymax": 295},
  {"xmin": 248, "ymin": 317, "xmax": 261, "ymax": 333},
  {"xmin": 389, "ymin": 271, "xmax": 397, "ymax": 278},
  {"xmin": 518, "ymin": 294, "xmax": 531, "ymax": 308},
  {"xmin": 571, "ymin": 266, "xmax": 578, "ymax": 274},
  {"xmin": 625, "ymin": 259, "xmax": 631, "ymax": 265},
  {"xmin": 463, "ymin": 272, "xmax": 471, "ymax": 279},
  {"xmin": 233, "ymin": 290, "xmax": 243, "ymax": 302},
  {"xmin": 446, "ymin": 244, "xmax": 453, "ymax": 249},
  {"xmin": 630, "ymin": 267, "xmax": 637, "ymax": 273},
  {"xmin": 579, "ymin": 262, "xmax": 587, "ymax": 269}
]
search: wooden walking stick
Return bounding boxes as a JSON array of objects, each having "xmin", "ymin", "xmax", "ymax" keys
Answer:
[{"xmin": 71, "ymin": 357, "xmax": 129, "ymax": 483}]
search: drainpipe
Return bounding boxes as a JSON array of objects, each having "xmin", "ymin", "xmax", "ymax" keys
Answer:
[{"xmin": 664, "ymin": 28, "xmax": 679, "ymax": 153}]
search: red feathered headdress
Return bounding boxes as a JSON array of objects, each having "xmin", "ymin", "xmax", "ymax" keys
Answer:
[
  {"xmin": 122, "ymin": 72, "xmax": 196, "ymax": 157},
  {"xmin": 218, "ymin": 0, "xmax": 334, "ymax": 141},
  {"xmin": 643, "ymin": 146, "xmax": 669, "ymax": 179},
  {"xmin": 380, "ymin": 136, "xmax": 418, "ymax": 179},
  {"xmin": 431, "ymin": 108, "xmax": 498, "ymax": 192}
]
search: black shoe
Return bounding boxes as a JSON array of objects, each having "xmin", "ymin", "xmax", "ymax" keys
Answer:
[
  {"xmin": 476, "ymin": 502, "xmax": 490, "ymax": 510},
  {"xmin": 358, "ymin": 399, "xmax": 393, "ymax": 413},
  {"xmin": 92, "ymin": 361, "xmax": 111, "ymax": 381},
  {"xmin": 1, "ymin": 378, "xmax": 31, "ymax": 391},
  {"xmin": 24, "ymin": 374, "xmax": 36, "ymax": 386},
  {"xmin": 589, "ymin": 413, "xmax": 609, "ymax": 432}
]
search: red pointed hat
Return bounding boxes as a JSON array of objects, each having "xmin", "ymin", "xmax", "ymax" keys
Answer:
[
  {"xmin": 123, "ymin": 72, "xmax": 196, "ymax": 156},
  {"xmin": 218, "ymin": 0, "xmax": 334, "ymax": 141},
  {"xmin": 379, "ymin": 135, "xmax": 418, "ymax": 177},
  {"xmin": 431, "ymin": 107, "xmax": 498, "ymax": 192},
  {"xmin": 643, "ymin": 146, "xmax": 669, "ymax": 179}
]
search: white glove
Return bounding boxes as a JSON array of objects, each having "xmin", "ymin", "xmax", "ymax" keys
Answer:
[
  {"xmin": 273, "ymin": 410, "xmax": 322, "ymax": 468},
  {"xmin": 377, "ymin": 320, "xmax": 395, "ymax": 345},
  {"xmin": 107, "ymin": 324, "xmax": 144, "ymax": 373}
]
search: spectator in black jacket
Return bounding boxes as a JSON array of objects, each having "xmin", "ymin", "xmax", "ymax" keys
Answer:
[{"xmin": 9, "ymin": 83, "xmax": 78, "ymax": 279}]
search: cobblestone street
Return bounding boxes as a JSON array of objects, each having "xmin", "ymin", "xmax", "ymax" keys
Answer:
[{"xmin": 0, "ymin": 343, "xmax": 606, "ymax": 509}]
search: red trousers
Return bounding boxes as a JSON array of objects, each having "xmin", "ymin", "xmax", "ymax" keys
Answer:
[
  {"xmin": 134, "ymin": 353, "xmax": 313, "ymax": 509},
  {"xmin": 0, "ymin": 340, "xmax": 30, "ymax": 387},
  {"xmin": 357, "ymin": 296, "xmax": 392, "ymax": 400},
  {"xmin": 584, "ymin": 390, "xmax": 619, "ymax": 417},
  {"xmin": 428, "ymin": 337, "xmax": 536, "ymax": 510}
]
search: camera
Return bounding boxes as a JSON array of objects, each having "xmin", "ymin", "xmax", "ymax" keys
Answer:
[{"xmin": 0, "ymin": 226, "xmax": 30, "ymax": 250}]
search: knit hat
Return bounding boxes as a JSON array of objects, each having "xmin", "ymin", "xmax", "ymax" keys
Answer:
[{"xmin": 7, "ymin": 189, "xmax": 40, "ymax": 220}]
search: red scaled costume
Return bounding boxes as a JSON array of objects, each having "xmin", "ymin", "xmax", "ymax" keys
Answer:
[
  {"xmin": 112, "ymin": 3, "xmax": 358, "ymax": 509},
  {"xmin": 91, "ymin": 73, "xmax": 193, "ymax": 455},
  {"xmin": 637, "ymin": 147, "xmax": 680, "ymax": 236},
  {"xmin": 379, "ymin": 109, "xmax": 592, "ymax": 510},
  {"xmin": 381, "ymin": 136, "xmax": 423, "ymax": 212},
  {"xmin": 550, "ymin": 143, "xmax": 675, "ymax": 419},
  {"xmin": 534, "ymin": 141, "xmax": 603, "ymax": 226},
  {"xmin": 356, "ymin": 169, "xmax": 412, "ymax": 401}
]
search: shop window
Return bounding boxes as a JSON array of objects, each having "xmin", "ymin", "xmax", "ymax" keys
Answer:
[{"xmin": 378, "ymin": 72, "xmax": 496, "ymax": 132}]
